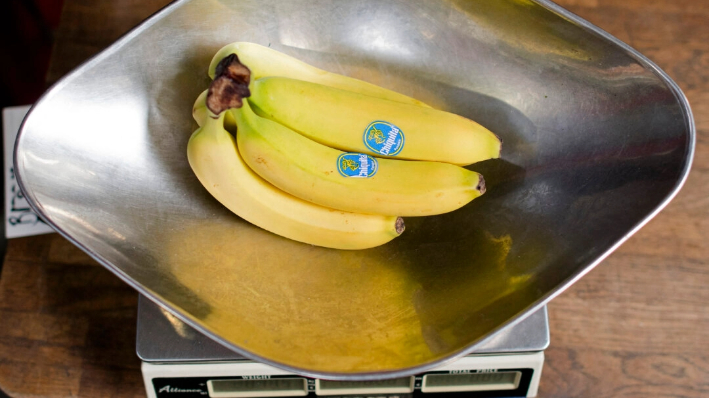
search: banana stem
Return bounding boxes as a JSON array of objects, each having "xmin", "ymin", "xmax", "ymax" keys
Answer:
[
  {"xmin": 206, "ymin": 54, "xmax": 252, "ymax": 115},
  {"xmin": 203, "ymin": 110, "xmax": 226, "ymax": 132}
]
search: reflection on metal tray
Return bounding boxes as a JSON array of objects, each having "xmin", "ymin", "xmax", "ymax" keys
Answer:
[
  {"xmin": 136, "ymin": 295, "xmax": 549, "ymax": 363},
  {"xmin": 15, "ymin": 0, "xmax": 694, "ymax": 379},
  {"xmin": 137, "ymin": 295, "xmax": 548, "ymax": 397}
]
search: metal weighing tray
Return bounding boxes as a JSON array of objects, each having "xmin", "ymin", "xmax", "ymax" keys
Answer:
[
  {"xmin": 15, "ymin": 0, "xmax": 694, "ymax": 380},
  {"xmin": 136, "ymin": 296, "xmax": 549, "ymax": 363}
]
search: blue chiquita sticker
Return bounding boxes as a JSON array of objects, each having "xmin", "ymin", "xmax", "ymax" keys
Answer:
[
  {"xmin": 363, "ymin": 121, "xmax": 405, "ymax": 156},
  {"xmin": 337, "ymin": 153, "xmax": 378, "ymax": 178}
]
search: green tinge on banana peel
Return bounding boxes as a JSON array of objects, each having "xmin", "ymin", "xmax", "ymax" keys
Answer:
[
  {"xmin": 248, "ymin": 76, "xmax": 502, "ymax": 166},
  {"xmin": 187, "ymin": 104, "xmax": 404, "ymax": 250},
  {"xmin": 205, "ymin": 54, "xmax": 501, "ymax": 166},
  {"xmin": 208, "ymin": 41, "xmax": 430, "ymax": 108}
]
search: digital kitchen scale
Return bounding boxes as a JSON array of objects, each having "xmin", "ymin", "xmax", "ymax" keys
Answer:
[{"xmin": 137, "ymin": 296, "xmax": 549, "ymax": 398}]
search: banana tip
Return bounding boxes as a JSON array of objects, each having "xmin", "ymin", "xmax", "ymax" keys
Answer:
[
  {"xmin": 395, "ymin": 217, "xmax": 405, "ymax": 235},
  {"xmin": 477, "ymin": 175, "xmax": 486, "ymax": 195}
]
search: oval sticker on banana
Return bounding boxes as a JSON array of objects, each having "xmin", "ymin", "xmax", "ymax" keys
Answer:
[
  {"xmin": 337, "ymin": 153, "xmax": 379, "ymax": 178},
  {"xmin": 364, "ymin": 122, "xmax": 405, "ymax": 157}
]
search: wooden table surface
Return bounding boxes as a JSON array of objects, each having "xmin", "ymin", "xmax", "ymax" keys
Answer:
[{"xmin": 1, "ymin": 0, "xmax": 708, "ymax": 397}]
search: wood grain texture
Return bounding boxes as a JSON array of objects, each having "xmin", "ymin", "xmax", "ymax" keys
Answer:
[
  {"xmin": 0, "ymin": 235, "xmax": 141, "ymax": 398},
  {"xmin": 46, "ymin": 0, "xmax": 171, "ymax": 84},
  {"xmin": 1, "ymin": 0, "xmax": 708, "ymax": 397},
  {"xmin": 543, "ymin": 1, "xmax": 709, "ymax": 396}
]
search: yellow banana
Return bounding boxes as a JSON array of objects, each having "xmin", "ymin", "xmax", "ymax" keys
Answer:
[
  {"xmin": 208, "ymin": 42, "xmax": 429, "ymax": 107},
  {"xmin": 187, "ymin": 110, "xmax": 404, "ymax": 250},
  {"xmin": 233, "ymin": 100, "xmax": 485, "ymax": 216},
  {"xmin": 248, "ymin": 77, "xmax": 501, "ymax": 166}
]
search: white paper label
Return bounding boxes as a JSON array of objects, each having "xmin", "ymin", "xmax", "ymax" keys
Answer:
[{"xmin": 3, "ymin": 105, "xmax": 55, "ymax": 238}]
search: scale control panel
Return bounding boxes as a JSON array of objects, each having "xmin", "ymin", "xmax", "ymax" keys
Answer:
[{"xmin": 143, "ymin": 352, "xmax": 543, "ymax": 398}]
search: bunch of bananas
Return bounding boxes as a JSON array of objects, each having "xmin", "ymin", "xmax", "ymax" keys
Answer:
[{"xmin": 187, "ymin": 42, "xmax": 501, "ymax": 250}]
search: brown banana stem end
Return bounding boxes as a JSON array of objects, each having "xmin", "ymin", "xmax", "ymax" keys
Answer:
[
  {"xmin": 477, "ymin": 175, "xmax": 486, "ymax": 195},
  {"xmin": 395, "ymin": 217, "xmax": 405, "ymax": 235},
  {"xmin": 206, "ymin": 53, "xmax": 251, "ymax": 115}
]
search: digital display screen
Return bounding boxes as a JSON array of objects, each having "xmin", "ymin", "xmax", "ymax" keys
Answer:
[
  {"xmin": 422, "ymin": 371, "xmax": 521, "ymax": 393},
  {"xmin": 208, "ymin": 378, "xmax": 307, "ymax": 397},
  {"xmin": 317, "ymin": 377, "xmax": 414, "ymax": 395}
]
